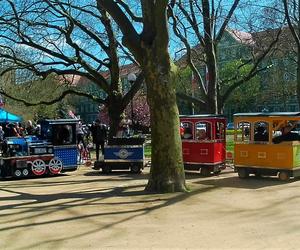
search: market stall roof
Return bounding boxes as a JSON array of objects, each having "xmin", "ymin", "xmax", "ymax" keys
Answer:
[{"xmin": 0, "ymin": 109, "xmax": 22, "ymax": 122}]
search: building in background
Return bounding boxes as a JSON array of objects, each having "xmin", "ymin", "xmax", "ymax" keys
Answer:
[{"xmin": 177, "ymin": 27, "xmax": 299, "ymax": 120}]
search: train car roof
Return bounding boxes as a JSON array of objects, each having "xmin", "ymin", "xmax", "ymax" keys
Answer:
[
  {"xmin": 43, "ymin": 119, "xmax": 79, "ymax": 125},
  {"xmin": 234, "ymin": 112, "xmax": 300, "ymax": 117},
  {"xmin": 180, "ymin": 114, "xmax": 225, "ymax": 119}
]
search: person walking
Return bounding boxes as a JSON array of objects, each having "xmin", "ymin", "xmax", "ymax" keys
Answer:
[
  {"xmin": 91, "ymin": 119, "xmax": 107, "ymax": 161},
  {"xmin": 76, "ymin": 121, "xmax": 86, "ymax": 148}
]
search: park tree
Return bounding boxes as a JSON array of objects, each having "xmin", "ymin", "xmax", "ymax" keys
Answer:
[
  {"xmin": 171, "ymin": 0, "xmax": 282, "ymax": 114},
  {"xmin": 99, "ymin": 89, "xmax": 150, "ymax": 132},
  {"xmin": 282, "ymin": 0, "xmax": 300, "ymax": 107},
  {"xmin": 97, "ymin": 0, "xmax": 187, "ymax": 192},
  {"xmin": 0, "ymin": 0, "xmax": 144, "ymax": 136},
  {"xmin": 1, "ymin": 74, "xmax": 72, "ymax": 121}
]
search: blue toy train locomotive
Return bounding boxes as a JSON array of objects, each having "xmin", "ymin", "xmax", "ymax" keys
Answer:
[{"xmin": 0, "ymin": 119, "xmax": 79, "ymax": 178}]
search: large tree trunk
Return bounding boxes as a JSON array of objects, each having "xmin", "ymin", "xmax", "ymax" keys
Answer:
[
  {"xmin": 205, "ymin": 45, "xmax": 218, "ymax": 114},
  {"xmin": 143, "ymin": 60, "xmax": 187, "ymax": 193},
  {"xmin": 107, "ymin": 94, "xmax": 124, "ymax": 138},
  {"xmin": 97, "ymin": 0, "xmax": 187, "ymax": 193},
  {"xmin": 297, "ymin": 49, "xmax": 300, "ymax": 108}
]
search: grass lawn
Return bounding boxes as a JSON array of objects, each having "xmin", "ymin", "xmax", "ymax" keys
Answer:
[
  {"xmin": 226, "ymin": 134, "xmax": 234, "ymax": 152},
  {"xmin": 144, "ymin": 144, "xmax": 151, "ymax": 158}
]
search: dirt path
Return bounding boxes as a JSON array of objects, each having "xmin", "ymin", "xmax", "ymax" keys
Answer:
[{"xmin": 1, "ymin": 166, "xmax": 300, "ymax": 249}]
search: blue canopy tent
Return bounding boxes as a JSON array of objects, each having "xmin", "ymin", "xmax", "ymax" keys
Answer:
[{"xmin": 0, "ymin": 109, "xmax": 22, "ymax": 123}]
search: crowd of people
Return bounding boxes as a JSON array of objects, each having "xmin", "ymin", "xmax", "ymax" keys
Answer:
[
  {"xmin": 0, "ymin": 120, "xmax": 40, "ymax": 140},
  {"xmin": 0, "ymin": 117, "xmax": 141, "ymax": 162}
]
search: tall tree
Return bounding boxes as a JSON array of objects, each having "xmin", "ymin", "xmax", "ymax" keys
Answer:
[
  {"xmin": 171, "ymin": 0, "xmax": 282, "ymax": 114},
  {"xmin": 1, "ymin": 74, "xmax": 72, "ymax": 121},
  {"xmin": 98, "ymin": 1, "xmax": 187, "ymax": 192},
  {"xmin": 0, "ymin": 0, "xmax": 143, "ymax": 136},
  {"xmin": 283, "ymin": 0, "xmax": 300, "ymax": 108}
]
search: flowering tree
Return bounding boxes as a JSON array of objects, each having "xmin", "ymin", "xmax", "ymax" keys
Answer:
[{"xmin": 99, "ymin": 90, "xmax": 150, "ymax": 132}]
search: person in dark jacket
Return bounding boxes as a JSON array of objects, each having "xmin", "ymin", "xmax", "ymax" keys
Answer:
[
  {"xmin": 273, "ymin": 123, "xmax": 300, "ymax": 144},
  {"xmin": 254, "ymin": 124, "xmax": 268, "ymax": 142},
  {"xmin": 91, "ymin": 119, "xmax": 107, "ymax": 161}
]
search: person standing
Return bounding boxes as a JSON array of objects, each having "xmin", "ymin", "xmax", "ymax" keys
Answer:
[
  {"xmin": 0, "ymin": 126, "xmax": 4, "ymax": 153},
  {"xmin": 91, "ymin": 119, "xmax": 107, "ymax": 161},
  {"xmin": 76, "ymin": 121, "xmax": 86, "ymax": 148},
  {"xmin": 25, "ymin": 120, "xmax": 36, "ymax": 135}
]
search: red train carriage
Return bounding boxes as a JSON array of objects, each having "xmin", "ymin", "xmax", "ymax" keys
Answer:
[{"xmin": 180, "ymin": 115, "xmax": 226, "ymax": 175}]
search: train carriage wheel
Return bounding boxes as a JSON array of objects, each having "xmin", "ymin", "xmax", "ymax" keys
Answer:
[
  {"xmin": 102, "ymin": 165, "xmax": 111, "ymax": 174},
  {"xmin": 200, "ymin": 167, "xmax": 211, "ymax": 177},
  {"xmin": 237, "ymin": 168, "xmax": 249, "ymax": 179},
  {"xmin": 49, "ymin": 158, "xmax": 63, "ymax": 174},
  {"xmin": 31, "ymin": 159, "xmax": 46, "ymax": 176},
  {"xmin": 278, "ymin": 171, "xmax": 290, "ymax": 181},
  {"xmin": 22, "ymin": 168, "xmax": 29, "ymax": 177},
  {"xmin": 14, "ymin": 169, "xmax": 22, "ymax": 178},
  {"xmin": 130, "ymin": 164, "xmax": 141, "ymax": 174}
]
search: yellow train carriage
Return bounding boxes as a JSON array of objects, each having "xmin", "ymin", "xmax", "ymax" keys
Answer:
[{"xmin": 234, "ymin": 112, "xmax": 300, "ymax": 181}]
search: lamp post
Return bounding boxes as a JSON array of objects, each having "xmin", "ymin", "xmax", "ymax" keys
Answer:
[{"xmin": 127, "ymin": 73, "xmax": 136, "ymax": 127}]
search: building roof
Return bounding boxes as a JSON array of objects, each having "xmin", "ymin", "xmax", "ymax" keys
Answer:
[
  {"xmin": 226, "ymin": 29, "xmax": 255, "ymax": 45},
  {"xmin": 234, "ymin": 112, "xmax": 300, "ymax": 117}
]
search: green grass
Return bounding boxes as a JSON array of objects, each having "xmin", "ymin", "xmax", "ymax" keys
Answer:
[
  {"xmin": 144, "ymin": 144, "xmax": 151, "ymax": 158},
  {"xmin": 226, "ymin": 138, "xmax": 234, "ymax": 152},
  {"xmin": 226, "ymin": 129, "xmax": 241, "ymax": 135}
]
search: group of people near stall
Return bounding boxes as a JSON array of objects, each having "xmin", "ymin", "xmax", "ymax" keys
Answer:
[{"xmin": 0, "ymin": 120, "xmax": 40, "ymax": 139}]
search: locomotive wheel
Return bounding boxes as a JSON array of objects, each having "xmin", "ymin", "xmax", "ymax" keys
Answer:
[
  {"xmin": 102, "ymin": 165, "xmax": 111, "ymax": 174},
  {"xmin": 49, "ymin": 158, "xmax": 63, "ymax": 174},
  {"xmin": 200, "ymin": 167, "xmax": 211, "ymax": 177},
  {"xmin": 278, "ymin": 171, "xmax": 290, "ymax": 181},
  {"xmin": 237, "ymin": 168, "xmax": 249, "ymax": 179},
  {"xmin": 31, "ymin": 159, "xmax": 46, "ymax": 176},
  {"xmin": 22, "ymin": 168, "xmax": 30, "ymax": 177},
  {"xmin": 14, "ymin": 169, "xmax": 22, "ymax": 178},
  {"xmin": 131, "ymin": 164, "xmax": 141, "ymax": 174}
]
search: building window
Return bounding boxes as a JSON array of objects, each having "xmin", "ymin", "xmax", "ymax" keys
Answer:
[{"xmin": 283, "ymin": 72, "xmax": 289, "ymax": 81}]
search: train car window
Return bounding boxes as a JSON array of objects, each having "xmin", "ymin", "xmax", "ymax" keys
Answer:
[
  {"xmin": 53, "ymin": 124, "xmax": 76, "ymax": 145},
  {"xmin": 181, "ymin": 122, "xmax": 193, "ymax": 139},
  {"xmin": 216, "ymin": 122, "xmax": 225, "ymax": 140},
  {"xmin": 196, "ymin": 122, "xmax": 211, "ymax": 140},
  {"xmin": 272, "ymin": 120, "xmax": 300, "ymax": 144},
  {"xmin": 236, "ymin": 121, "xmax": 251, "ymax": 142},
  {"xmin": 254, "ymin": 121, "xmax": 269, "ymax": 142}
]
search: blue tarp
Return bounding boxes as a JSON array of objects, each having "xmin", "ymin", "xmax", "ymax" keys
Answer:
[{"xmin": 0, "ymin": 109, "xmax": 22, "ymax": 122}]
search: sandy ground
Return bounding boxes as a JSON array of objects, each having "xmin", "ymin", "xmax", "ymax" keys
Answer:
[{"xmin": 1, "ymin": 165, "xmax": 300, "ymax": 250}]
